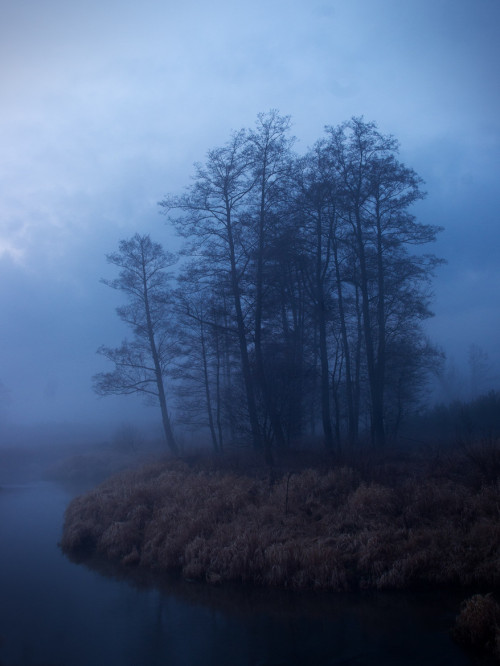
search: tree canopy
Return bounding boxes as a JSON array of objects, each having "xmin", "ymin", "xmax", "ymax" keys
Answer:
[{"xmin": 95, "ymin": 113, "xmax": 443, "ymax": 460}]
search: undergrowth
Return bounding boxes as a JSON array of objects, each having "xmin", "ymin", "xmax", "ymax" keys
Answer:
[
  {"xmin": 452, "ymin": 594, "xmax": 500, "ymax": 660},
  {"xmin": 61, "ymin": 441, "xmax": 500, "ymax": 593}
]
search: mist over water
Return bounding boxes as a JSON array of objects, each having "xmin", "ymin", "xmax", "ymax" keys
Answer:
[{"xmin": 0, "ymin": 480, "xmax": 481, "ymax": 666}]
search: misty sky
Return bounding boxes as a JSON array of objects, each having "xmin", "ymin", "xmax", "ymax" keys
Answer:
[{"xmin": 1, "ymin": 0, "xmax": 499, "ymax": 433}]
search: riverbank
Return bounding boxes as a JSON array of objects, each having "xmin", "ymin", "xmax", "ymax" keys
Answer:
[
  {"xmin": 2, "ymin": 483, "xmax": 479, "ymax": 666},
  {"xmin": 61, "ymin": 442, "xmax": 500, "ymax": 593}
]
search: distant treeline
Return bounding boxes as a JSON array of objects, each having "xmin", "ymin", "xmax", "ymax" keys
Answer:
[
  {"xmin": 94, "ymin": 112, "xmax": 444, "ymax": 460},
  {"xmin": 405, "ymin": 390, "xmax": 500, "ymax": 449}
]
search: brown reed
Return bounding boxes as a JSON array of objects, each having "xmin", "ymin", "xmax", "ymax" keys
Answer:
[{"xmin": 60, "ymin": 449, "xmax": 500, "ymax": 592}]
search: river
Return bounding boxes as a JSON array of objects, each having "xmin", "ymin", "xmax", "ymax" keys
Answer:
[{"xmin": 0, "ymin": 481, "xmax": 491, "ymax": 665}]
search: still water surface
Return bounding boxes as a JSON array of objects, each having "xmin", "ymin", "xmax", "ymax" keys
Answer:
[{"xmin": 0, "ymin": 482, "xmax": 490, "ymax": 665}]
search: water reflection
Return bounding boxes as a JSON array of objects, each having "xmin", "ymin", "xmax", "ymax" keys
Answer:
[{"xmin": 0, "ymin": 482, "xmax": 489, "ymax": 665}]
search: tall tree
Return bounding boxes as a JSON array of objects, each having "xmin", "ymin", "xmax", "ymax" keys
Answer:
[
  {"xmin": 93, "ymin": 234, "xmax": 179, "ymax": 454},
  {"xmin": 247, "ymin": 110, "xmax": 295, "ymax": 450},
  {"xmin": 157, "ymin": 112, "xmax": 443, "ymax": 454},
  {"xmin": 326, "ymin": 118, "xmax": 442, "ymax": 447},
  {"xmin": 292, "ymin": 143, "xmax": 338, "ymax": 451},
  {"xmin": 172, "ymin": 271, "xmax": 228, "ymax": 453},
  {"xmin": 159, "ymin": 131, "xmax": 267, "ymax": 458}
]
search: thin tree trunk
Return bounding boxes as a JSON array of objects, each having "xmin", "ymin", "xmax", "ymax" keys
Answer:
[
  {"xmin": 332, "ymin": 237, "xmax": 356, "ymax": 446},
  {"xmin": 142, "ymin": 271, "xmax": 178, "ymax": 454},
  {"xmin": 318, "ymin": 300, "xmax": 335, "ymax": 451},
  {"xmin": 200, "ymin": 317, "xmax": 219, "ymax": 453},
  {"xmin": 353, "ymin": 282, "xmax": 362, "ymax": 440},
  {"xmin": 331, "ymin": 346, "xmax": 342, "ymax": 445},
  {"xmin": 315, "ymin": 212, "xmax": 335, "ymax": 452},
  {"xmin": 354, "ymin": 210, "xmax": 385, "ymax": 448},
  {"xmin": 254, "ymin": 159, "xmax": 285, "ymax": 459},
  {"xmin": 375, "ymin": 203, "xmax": 386, "ymax": 442},
  {"xmin": 226, "ymin": 208, "xmax": 263, "ymax": 455},
  {"xmin": 213, "ymin": 317, "xmax": 224, "ymax": 451},
  {"xmin": 222, "ymin": 292, "xmax": 237, "ymax": 444}
]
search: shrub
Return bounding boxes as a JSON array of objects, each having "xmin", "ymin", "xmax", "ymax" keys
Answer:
[{"xmin": 452, "ymin": 594, "xmax": 500, "ymax": 656}]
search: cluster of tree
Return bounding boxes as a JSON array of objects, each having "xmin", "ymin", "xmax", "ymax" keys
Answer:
[
  {"xmin": 403, "ymin": 390, "xmax": 500, "ymax": 449},
  {"xmin": 93, "ymin": 112, "xmax": 443, "ymax": 461}
]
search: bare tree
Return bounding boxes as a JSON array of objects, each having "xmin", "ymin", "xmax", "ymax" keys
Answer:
[
  {"xmin": 247, "ymin": 110, "xmax": 295, "ymax": 451},
  {"xmin": 172, "ymin": 275, "xmax": 226, "ymax": 453},
  {"xmin": 160, "ymin": 131, "xmax": 267, "ymax": 459},
  {"xmin": 326, "ymin": 118, "xmax": 442, "ymax": 447},
  {"xmin": 93, "ymin": 234, "xmax": 179, "ymax": 454},
  {"xmin": 292, "ymin": 143, "xmax": 338, "ymax": 451},
  {"xmin": 158, "ymin": 113, "xmax": 443, "ymax": 456}
]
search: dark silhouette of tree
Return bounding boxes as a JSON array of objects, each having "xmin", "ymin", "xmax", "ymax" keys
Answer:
[
  {"xmin": 93, "ymin": 234, "xmax": 179, "ymax": 454},
  {"xmin": 155, "ymin": 112, "xmax": 443, "ymax": 457},
  {"xmin": 325, "ymin": 118, "xmax": 442, "ymax": 447},
  {"xmin": 292, "ymin": 142, "xmax": 338, "ymax": 451},
  {"xmin": 172, "ymin": 271, "xmax": 229, "ymax": 453},
  {"xmin": 246, "ymin": 110, "xmax": 295, "ymax": 452},
  {"xmin": 160, "ymin": 131, "xmax": 269, "ymax": 459}
]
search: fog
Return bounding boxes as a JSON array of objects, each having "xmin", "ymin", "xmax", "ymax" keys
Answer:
[{"xmin": 1, "ymin": 0, "xmax": 499, "ymax": 445}]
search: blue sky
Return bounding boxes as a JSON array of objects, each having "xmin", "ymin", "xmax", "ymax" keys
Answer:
[{"xmin": 0, "ymin": 0, "xmax": 499, "ymax": 432}]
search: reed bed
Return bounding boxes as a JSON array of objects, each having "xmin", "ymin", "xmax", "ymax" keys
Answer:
[{"xmin": 61, "ymin": 450, "xmax": 500, "ymax": 592}]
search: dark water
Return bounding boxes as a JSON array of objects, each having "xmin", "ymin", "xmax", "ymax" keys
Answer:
[{"xmin": 0, "ymin": 482, "xmax": 490, "ymax": 666}]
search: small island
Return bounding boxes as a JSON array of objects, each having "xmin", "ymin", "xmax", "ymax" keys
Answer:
[
  {"xmin": 61, "ymin": 441, "xmax": 500, "ymax": 593},
  {"xmin": 60, "ymin": 111, "xmax": 500, "ymax": 660}
]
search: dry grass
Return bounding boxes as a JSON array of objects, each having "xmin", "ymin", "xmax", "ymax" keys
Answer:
[
  {"xmin": 61, "ymin": 449, "xmax": 500, "ymax": 592},
  {"xmin": 452, "ymin": 594, "xmax": 500, "ymax": 658}
]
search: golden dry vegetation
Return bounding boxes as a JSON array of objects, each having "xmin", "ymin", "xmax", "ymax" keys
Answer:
[{"xmin": 61, "ymin": 442, "xmax": 500, "ymax": 593}]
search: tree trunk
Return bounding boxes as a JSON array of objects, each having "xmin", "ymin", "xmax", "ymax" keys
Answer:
[
  {"xmin": 213, "ymin": 315, "xmax": 224, "ymax": 452},
  {"xmin": 375, "ymin": 202, "xmax": 386, "ymax": 443},
  {"xmin": 143, "ymin": 270, "xmax": 179, "ymax": 455},
  {"xmin": 354, "ymin": 210, "xmax": 385, "ymax": 448},
  {"xmin": 226, "ymin": 209, "xmax": 263, "ymax": 455},
  {"xmin": 332, "ymin": 236, "xmax": 356, "ymax": 446},
  {"xmin": 200, "ymin": 317, "xmax": 219, "ymax": 453},
  {"xmin": 315, "ymin": 212, "xmax": 335, "ymax": 452},
  {"xmin": 253, "ymin": 153, "xmax": 285, "ymax": 459}
]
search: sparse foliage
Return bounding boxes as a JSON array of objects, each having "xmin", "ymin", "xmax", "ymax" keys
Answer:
[
  {"xmin": 94, "ymin": 113, "xmax": 444, "ymax": 461},
  {"xmin": 159, "ymin": 113, "xmax": 442, "ymax": 454},
  {"xmin": 93, "ymin": 234, "xmax": 179, "ymax": 454}
]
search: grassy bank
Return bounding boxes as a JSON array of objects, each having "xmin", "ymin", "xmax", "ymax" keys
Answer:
[{"xmin": 61, "ymin": 442, "xmax": 500, "ymax": 593}]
